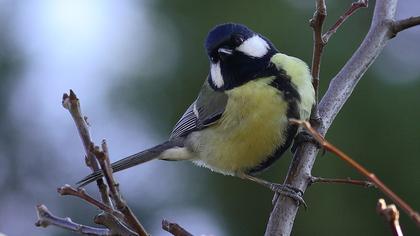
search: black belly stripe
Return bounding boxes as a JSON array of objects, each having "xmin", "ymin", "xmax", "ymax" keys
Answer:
[
  {"xmin": 254, "ymin": 62, "xmax": 301, "ymax": 115},
  {"xmin": 246, "ymin": 64, "xmax": 301, "ymax": 174},
  {"xmin": 268, "ymin": 65, "xmax": 301, "ymax": 108},
  {"xmin": 270, "ymin": 73, "xmax": 301, "ymax": 122}
]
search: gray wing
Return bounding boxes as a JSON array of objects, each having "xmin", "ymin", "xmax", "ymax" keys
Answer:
[{"xmin": 170, "ymin": 80, "xmax": 228, "ymax": 139}]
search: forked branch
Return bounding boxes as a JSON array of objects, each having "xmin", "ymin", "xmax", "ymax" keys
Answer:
[
  {"xmin": 310, "ymin": 0, "xmax": 368, "ymax": 102},
  {"xmin": 35, "ymin": 204, "xmax": 111, "ymax": 236},
  {"xmin": 93, "ymin": 140, "xmax": 149, "ymax": 236},
  {"xmin": 62, "ymin": 90, "xmax": 111, "ymax": 205},
  {"xmin": 322, "ymin": 0, "xmax": 368, "ymax": 43},
  {"xmin": 266, "ymin": 1, "xmax": 420, "ymax": 235},
  {"xmin": 36, "ymin": 91, "xmax": 149, "ymax": 236}
]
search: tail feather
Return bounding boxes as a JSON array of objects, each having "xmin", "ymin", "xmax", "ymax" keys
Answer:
[{"xmin": 76, "ymin": 141, "xmax": 179, "ymax": 187}]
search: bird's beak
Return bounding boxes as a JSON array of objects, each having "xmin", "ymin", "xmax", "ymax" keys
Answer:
[{"xmin": 218, "ymin": 47, "xmax": 233, "ymax": 56}]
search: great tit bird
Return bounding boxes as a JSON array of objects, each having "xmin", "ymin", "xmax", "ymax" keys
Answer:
[{"xmin": 78, "ymin": 23, "xmax": 315, "ymax": 204}]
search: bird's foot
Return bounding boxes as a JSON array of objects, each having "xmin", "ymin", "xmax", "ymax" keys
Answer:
[
  {"xmin": 240, "ymin": 174, "xmax": 307, "ymax": 208},
  {"xmin": 291, "ymin": 130, "xmax": 322, "ymax": 153},
  {"xmin": 270, "ymin": 183, "xmax": 307, "ymax": 209}
]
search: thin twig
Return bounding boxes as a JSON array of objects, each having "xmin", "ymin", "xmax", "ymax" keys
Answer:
[
  {"xmin": 323, "ymin": 0, "xmax": 369, "ymax": 43},
  {"xmin": 57, "ymin": 185, "xmax": 124, "ymax": 219},
  {"xmin": 310, "ymin": 176, "xmax": 375, "ymax": 188},
  {"xmin": 35, "ymin": 204, "xmax": 111, "ymax": 236},
  {"xmin": 62, "ymin": 91, "xmax": 98, "ymax": 172},
  {"xmin": 94, "ymin": 140, "xmax": 149, "ymax": 236},
  {"xmin": 62, "ymin": 90, "xmax": 111, "ymax": 206},
  {"xmin": 309, "ymin": 0, "xmax": 327, "ymax": 102},
  {"xmin": 377, "ymin": 199, "xmax": 403, "ymax": 236},
  {"xmin": 290, "ymin": 119, "xmax": 420, "ymax": 227},
  {"xmin": 391, "ymin": 16, "xmax": 420, "ymax": 37},
  {"xmin": 57, "ymin": 184, "xmax": 129, "ymax": 231},
  {"xmin": 162, "ymin": 219, "xmax": 193, "ymax": 236}
]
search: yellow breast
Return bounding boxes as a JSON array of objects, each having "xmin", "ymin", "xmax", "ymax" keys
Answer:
[{"xmin": 192, "ymin": 77, "xmax": 289, "ymax": 175}]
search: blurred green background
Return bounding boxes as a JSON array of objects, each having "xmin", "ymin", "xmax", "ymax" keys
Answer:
[{"xmin": 0, "ymin": 0, "xmax": 419, "ymax": 235}]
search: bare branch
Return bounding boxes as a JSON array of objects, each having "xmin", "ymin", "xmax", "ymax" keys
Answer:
[
  {"xmin": 310, "ymin": 0, "xmax": 369, "ymax": 104},
  {"xmin": 94, "ymin": 140, "xmax": 149, "ymax": 236},
  {"xmin": 57, "ymin": 185, "xmax": 124, "ymax": 219},
  {"xmin": 62, "ymin": 90, "xmax": 111, "ymax": 205},
  {"xmin": 265, "ymin": 1, "xmax": 409, "ymax": 235},
  {"xmin": 310, "ymin": 176, "xmax": 375, "ymax": 188},
  {"xmin": 162, "ymin": 219, "xmax": 193, "ymax": 236},
  {"xmin": 35, "ymin": 204, "xmax": 110, "ymax": 236},
  {"xmin": 291, "ymin": 119, "xmax": 420, "ymax": 227},
  {"xmin": 323, "ymin": 0, "xmax": 369, "ymax": 43},
  {"xmin": 62, "ymin": 91, "xmax": 96, "ymax": 171},
  {"xmin": 392, "ymin": 16, "xmax": 420, "ymax": 36},
  {"xmin": 377, "ymin": 199, "xmax": 403, "ymax": 236},
  {"xmin": 37, "ymin": 91, "xmax": 149, "ymax": 236},
  {"xmin": 309, "ymin": 0, "xmax": 327, "ymax": 101}
]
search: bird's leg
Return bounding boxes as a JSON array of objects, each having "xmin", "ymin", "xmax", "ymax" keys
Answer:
[{"xmin": 239, "ymin": 173, "xmax": 307, "ymax": 208}]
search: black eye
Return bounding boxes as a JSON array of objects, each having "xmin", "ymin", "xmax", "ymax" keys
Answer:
[
  {"xmin": 231, "ymin": 34, "xmax": 244, "ymax": 46},
  {"xmin": 210, "ymin": 55, "xmax": 217, "ymax": 62}
]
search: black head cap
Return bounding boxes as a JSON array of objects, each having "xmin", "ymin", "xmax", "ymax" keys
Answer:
[{"xmin": 205, "ymin": 23, "xmax": 254, "ymax": 56}]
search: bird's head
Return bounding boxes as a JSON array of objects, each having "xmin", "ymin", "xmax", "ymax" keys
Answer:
[{"xmin": 205, "ymin": 23, "xmax": 278, "ymax": 91}]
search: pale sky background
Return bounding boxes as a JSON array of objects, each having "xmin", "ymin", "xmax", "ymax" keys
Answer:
[{"xmin": 2, "ymin": 0, "xmax": 221, "ymax": 235}]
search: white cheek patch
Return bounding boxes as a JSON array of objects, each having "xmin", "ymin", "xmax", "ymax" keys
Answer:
[
  {"xmin": 236, "ymin": 35, "xmax": 269, "ymax": 58},
  {"xmin": 210, "ymin": 62, "xmax": 224, "ymax": 88}
]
